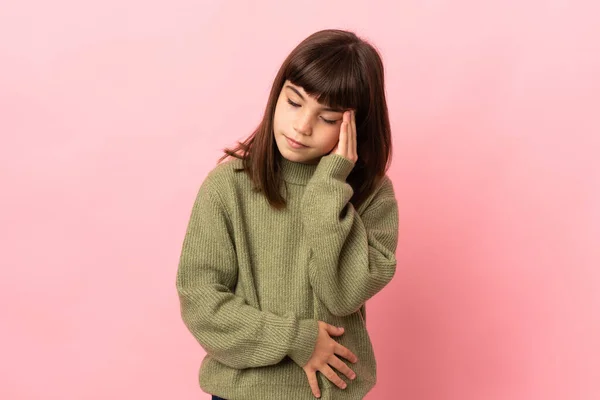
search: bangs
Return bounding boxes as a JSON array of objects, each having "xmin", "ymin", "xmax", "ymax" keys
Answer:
[{"xmin": 284, "ymin": 48, "xmax": 369, "ymax": 113}]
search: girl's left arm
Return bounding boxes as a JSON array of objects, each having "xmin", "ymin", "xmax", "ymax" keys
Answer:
[{"xmin": 301, "ymin": 154, "xmax": 399, "ymax": 317}]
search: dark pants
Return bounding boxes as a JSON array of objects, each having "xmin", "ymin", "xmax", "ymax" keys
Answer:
[{"xmin": 211, "ymin": 396, "xmax": 227, "ymax": 400}]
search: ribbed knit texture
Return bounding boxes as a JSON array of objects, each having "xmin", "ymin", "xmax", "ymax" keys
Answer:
[{"xmin": 176, "ymin": 153, "xmax": 399, "ymax": 400}]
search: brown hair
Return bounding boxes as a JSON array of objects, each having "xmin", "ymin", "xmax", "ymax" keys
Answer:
[{"xmin": 218, "ymin": 29, "xmax": 392, "ymax": 211}]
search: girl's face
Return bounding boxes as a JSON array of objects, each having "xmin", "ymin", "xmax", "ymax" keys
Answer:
[{"xmin": 273, "ymin": 80, "xmax": 346, "ymax": 164}]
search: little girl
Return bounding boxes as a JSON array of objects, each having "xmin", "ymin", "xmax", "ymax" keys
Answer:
[{"xmin": 176, "ymin": 28, "xmax": 399, "ymax": 400}]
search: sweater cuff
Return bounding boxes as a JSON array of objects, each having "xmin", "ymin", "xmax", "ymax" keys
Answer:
[
  {"xmin": 315, "ymin": 154, "xmax": 355, "ymax": 182},
  {"xmin": 287, "ymin": 319, "xmax": 319, "ymax": 368}
]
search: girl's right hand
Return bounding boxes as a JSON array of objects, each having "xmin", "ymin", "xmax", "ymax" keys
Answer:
[{"xmin": 302, "ymin": 321, "xmax": 358, "ymax": 398}]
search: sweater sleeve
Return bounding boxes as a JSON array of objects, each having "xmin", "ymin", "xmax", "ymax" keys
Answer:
[
  {"xmin": 176, "ymin": 175, "xmax": 319, "ymax": 369},
  {"xmin": 300, "ymin": 154, "xmax": 399, "ymax": 317}
]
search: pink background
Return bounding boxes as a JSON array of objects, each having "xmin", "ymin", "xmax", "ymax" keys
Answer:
[{"xmin": 1, "ymin": 1, "xmax": 599, "ymax": 399}]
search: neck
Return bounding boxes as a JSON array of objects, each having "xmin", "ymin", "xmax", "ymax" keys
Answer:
[{"xmin": 279, "ymin": 156, "xmax": 319, "ymax": 185}]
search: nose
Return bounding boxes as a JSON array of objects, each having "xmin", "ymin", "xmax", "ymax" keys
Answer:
[{"xmin": 293, "ymin": 111, "xmax": 312, "ymax": 136}]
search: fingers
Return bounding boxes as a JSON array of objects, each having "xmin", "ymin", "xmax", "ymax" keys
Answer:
[
  {"xmin": 338, "ymin": 113, "xmax": 348, "ymax": 156},
  {"xmin": 306, "ymin": 321, "xmax": 359, "ymax": 396},
  {"xmin": 320, "ymin": 364, "xmax": 347, "ymax": 390},
  {"xmin": 332, "ymin": 110, "xmax": 358, "ymax": 163},
  {"xmin": 323, "ymin": 323, "xmax": 358, "ymax": 363},
  {"xmin": 349, "ymin": 110, "xmax": 357, "ymax": 161},
  {"xmin": 339, "ymin": 110, "xmax": 357, "ymax": 163},
  {"xmin": 328, "ymin": 354, "xmax": 357, "ymax": 381},
  {"xmin": 325, "ymin": 324, "xmax": 345, "ymax": 336},
  {"xmin": 305, "ymin": 363, "xmax": 350, "ymax": 397},
  {"xmin": 335, "ymin": 343, "xmax": 359, "ymax": 364},
  {"xmin": 305, "ymin": 369, "xmax": 321, "ymax": 398}
]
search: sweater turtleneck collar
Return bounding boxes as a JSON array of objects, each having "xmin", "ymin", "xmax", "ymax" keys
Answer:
[{"xmin": 279, "ymin": 156, "xmax": 320, "ymax": 185}]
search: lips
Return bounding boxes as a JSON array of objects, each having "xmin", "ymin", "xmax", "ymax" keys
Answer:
[
  {"xmin": 285, "ymin": 135, "xmax": 308, "ymax": 148},
  {"xmin": 288, "ymin": 137, "xmax": 306, "ymax": 146}
]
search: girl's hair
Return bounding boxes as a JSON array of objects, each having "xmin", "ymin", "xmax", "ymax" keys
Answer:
[{"xmin": 218, "ymin": 29, "xmax": 392, "ymax": 211}]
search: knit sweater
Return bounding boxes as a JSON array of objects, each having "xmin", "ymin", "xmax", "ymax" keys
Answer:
[{"xmin": 176, "ymin": 153, "xmax": 399, "ymax": 400}]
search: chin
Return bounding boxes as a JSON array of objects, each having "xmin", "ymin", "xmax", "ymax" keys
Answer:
[{"xmin": 280, "ymin": 149, "xmax": 304, "ymax": 161}]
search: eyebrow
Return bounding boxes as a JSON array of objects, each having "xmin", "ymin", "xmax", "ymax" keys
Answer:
[{"xmin": 285, "ymin": 85, "xmax": 345, "ymax": 113}]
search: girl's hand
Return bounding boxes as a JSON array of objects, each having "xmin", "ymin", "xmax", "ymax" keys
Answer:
[
  {"xmin": 302, "ymin": 321, "xmax": 358, "ymax": 398},
  {"xmin": 331, "ymin": 110, "xmax": 358, "ymax": 164}
]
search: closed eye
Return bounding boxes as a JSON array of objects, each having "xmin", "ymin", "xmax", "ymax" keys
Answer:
[
  {"xmin": 287, "ymin": 98, "xmax": 338, "ymax": 125},
  {"xmin": 287, "ymin": 98, "xmax": 300, "ymax": 108}
]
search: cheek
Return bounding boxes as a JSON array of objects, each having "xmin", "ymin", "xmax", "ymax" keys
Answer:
[
  {"xmin": 311, "ymin": 129, "xmax": 339, "ymax": 152},
  {"xmin": 273, "ymin": 105, "xmax": 290, "ymax": 129},
  {"xmin": 273, "ymin": 106, "xmax": 284, "ymax": 131},
  {"xmin": 322, "ymin": 127, "xmax": 341, "ymax": 146}
]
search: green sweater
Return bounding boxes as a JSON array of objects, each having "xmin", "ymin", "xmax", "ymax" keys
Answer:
[{"xmin": 176, "ymin": 153, "xmax": 399, "ymax": 400}]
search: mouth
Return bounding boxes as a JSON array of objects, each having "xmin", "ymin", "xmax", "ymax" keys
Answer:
[{"xmin": 284, "ymin": 135, "xmax": 309, "ymax": 148}]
